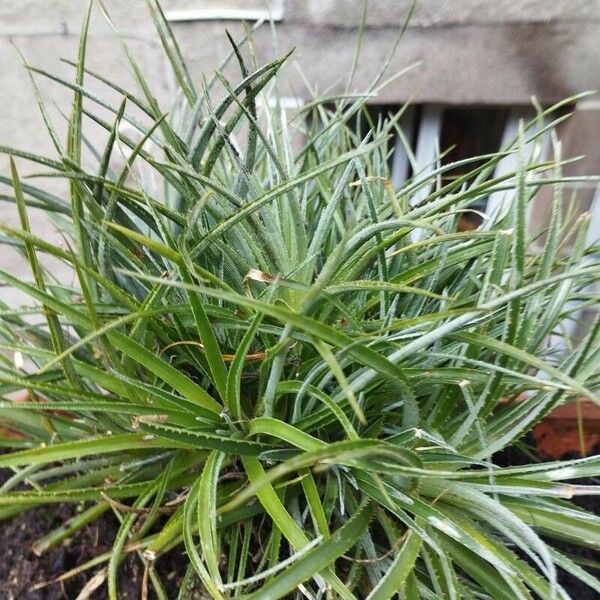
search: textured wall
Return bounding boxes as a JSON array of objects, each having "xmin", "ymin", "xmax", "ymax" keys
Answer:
[{"xmin": 0, "ymin": 1, "xmax": 598, "ymax": 303}]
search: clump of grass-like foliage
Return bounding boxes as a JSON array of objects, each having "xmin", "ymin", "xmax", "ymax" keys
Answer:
[{"xmin": 0, "ymin": 1, "xmax": 599, "ymax": 598}]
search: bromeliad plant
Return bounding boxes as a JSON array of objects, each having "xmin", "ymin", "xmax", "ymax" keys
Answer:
[{"xmin": 0, "ymin": 1, "xmax": 600, "ymax": 598}]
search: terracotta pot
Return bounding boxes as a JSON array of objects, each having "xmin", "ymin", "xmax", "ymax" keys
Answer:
[{"xmin": 533, "ymin": 400, "xmax": 600, "ymax": 459}]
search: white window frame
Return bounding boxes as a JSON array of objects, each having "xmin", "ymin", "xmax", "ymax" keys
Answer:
[{"xmin": 165, "ymin": 1, "xmax": 285, "ymax": 23}]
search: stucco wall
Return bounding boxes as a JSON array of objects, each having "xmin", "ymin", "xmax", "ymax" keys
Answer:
[
  {"xmin": 2, "ymin": 1, "xmax": 599, "ymax": 108},
  {"xmin": 0, "ymin": 1, "xmax": 598, "ymax": 303}
]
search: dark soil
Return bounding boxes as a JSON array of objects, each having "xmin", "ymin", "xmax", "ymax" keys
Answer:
[
  {"xmin": 495, "ymin": 436, "xmax": 600, "ymax": 600},
  {"xmin": 0, "ymin": 500, "xmax": 194, "ymax": 600},
  {"xmin": 0, "ymin": 438, "xmax": 598, "ymax": 599}
]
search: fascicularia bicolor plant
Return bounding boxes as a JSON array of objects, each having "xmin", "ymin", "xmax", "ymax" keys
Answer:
[{"xmin": 0, "ymin": 1, "xmax": 599, "ymax": 598}]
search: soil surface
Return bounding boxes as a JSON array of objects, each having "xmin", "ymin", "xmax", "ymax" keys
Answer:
[
  {"xmin": 495, "ymin": 438, "xmax": 600, "ymax": 600},
  {"xmin": 0, "ymin": 500, "xmax": 195, "ymax": 599},
  {"xmin": 0, "ymin": 440, "xmax": 598, "ymax": 599}
]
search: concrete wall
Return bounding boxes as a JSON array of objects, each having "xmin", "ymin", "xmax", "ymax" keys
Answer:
[
  {"xmin": 2, "ymin": 1, "xmax": 600, "ymax": 117},
  {"xmin": 0, "ymin": 1, "xmax": 599, "ymax": 303},
  {"xmin": 1, "ymin": 1, "xmax": 599, "ymax": 151}
]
